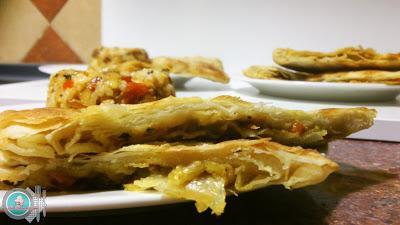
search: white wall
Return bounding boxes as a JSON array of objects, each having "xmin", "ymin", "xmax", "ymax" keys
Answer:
[{"xmin": 102, "ymin": 0, "xmax": 400, "ymax": 74}]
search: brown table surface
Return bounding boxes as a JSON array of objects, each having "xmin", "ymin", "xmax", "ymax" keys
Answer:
[{"xmin": 1, "ymin": 139, "xmax": 399, "ymax": 225}]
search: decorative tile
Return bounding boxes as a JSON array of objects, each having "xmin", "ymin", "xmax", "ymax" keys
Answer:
[
  {"xmin": 0, "ymin": 0, "xmax": 100, "ymax": 63},
  {"xmin": 0, "ymin": 0, "xmax": 49, "ymax": 62},
  {"xmin": 30, "ymin": 0, "xmax": 68, "ymax": 22},
  {"xmin": 23, "ymin": 27, "xmax": 82, "ymax": 63},
  {"xmin": 52, "ymin": 0, "xmax": 101, "ymax": 62}
]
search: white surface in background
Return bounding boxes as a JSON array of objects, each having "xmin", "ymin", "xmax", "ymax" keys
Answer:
[{"xmin": 102, "ymin": 0, "xmax": 400, "ymax": 74}]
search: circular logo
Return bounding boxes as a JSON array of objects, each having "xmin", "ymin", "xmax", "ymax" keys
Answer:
[{"xmin": 2, "ymin": 188, "xmax": 33, "ymax": 220}]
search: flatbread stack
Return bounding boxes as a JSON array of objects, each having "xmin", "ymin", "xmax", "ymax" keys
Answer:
[
  {"xmin": 244, "ymin": 46, "xmax": 400, "ymax": 85},
  {"xmin": 0, "ymin": 95, "xmax": 376, "ymax": 215}
]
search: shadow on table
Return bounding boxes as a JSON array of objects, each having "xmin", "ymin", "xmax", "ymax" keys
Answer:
[{"xmin": 1, "ymin": 165, "xmax": 396, "ymax": 225}]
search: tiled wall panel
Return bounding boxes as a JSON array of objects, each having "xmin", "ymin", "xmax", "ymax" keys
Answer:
[{"xmin": 0, "ymin": 0, "xmax": 100, "ymax": 63}]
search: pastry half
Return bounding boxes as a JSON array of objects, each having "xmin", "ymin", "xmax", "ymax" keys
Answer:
[
  {"xmin": 151, "ymin": 56, "xmax": 230, "ymax": 83},
  {"xmin": 1, "ymin": 96, "xmax": 375, "ymax": 160},
  {"xmin": 273, "ymin": 46, "xmax": 400, "ymax": 72},
  {"xmin": 0, "ymin": 138, "xmax": 338, "ymax": 215}
]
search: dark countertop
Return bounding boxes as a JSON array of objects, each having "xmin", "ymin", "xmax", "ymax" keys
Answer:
[
  {"xmin": 0, "ymin": 64, "xmax": 49, "ymax": 83},
  {"xmin": 1, "ymin": 139, "xmax": 399, "ymax": 225}
]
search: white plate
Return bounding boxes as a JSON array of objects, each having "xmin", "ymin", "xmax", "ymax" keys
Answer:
[
  {"xmin": 0, "ymin": 190, "xmax": 183, "ymax": 213},
  {"xmin": 38, "ymin": 64, "xmax": 192, "ymax": 88},
  {"xmin": 38, "ymin": 64, "xmax": 88, "ymax": 74},
  {"xmin": 241, "ymin": 77, "xmax": 400, "ymax": 102},
  {"xmin": 169, "ymin": 75, "xmax": 192, "ymax": 88}
]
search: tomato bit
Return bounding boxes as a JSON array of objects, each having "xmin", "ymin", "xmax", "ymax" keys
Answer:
[
  {"xmin": 63, "ymin": 80, "xmax": 74, "ymax": 89},
  {"xmin": 122, "ymin": 81, "xmax": 149, "ymax": 103}
]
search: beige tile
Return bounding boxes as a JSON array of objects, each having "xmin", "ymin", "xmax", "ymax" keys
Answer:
[
  {"xmin": 51, "ymin": 0, "xmax": 101, "ymax": 62},
  {"xmin": 0, "ymin": 0, "xmax": 49, "ymax": 63}
]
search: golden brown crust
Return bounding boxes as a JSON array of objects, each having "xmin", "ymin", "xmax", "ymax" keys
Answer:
[
  {"xmin": 306, "ymin": 70, "xmax": 400, "ymax": 85},
  {"xmin": 151, "ymin": 56, "xmax": 230, "ymax": 83},
  {"xmin": 273, "ymin": 46, "xmax": 400, "ymax": 72},
  {"xmin": 46, "ymin": 69, "xmax": 175, "ymax": 108},
  {"xmin": 74, "ymin": 138, "xmax": 339, "ymax": 187},
  {"xmin": 0, "ymin": 107, "xmax": 76, "ymax": 159},
  {"xmin": 0, "ymin": 107, "xmax": 76, "ymax": 127}
]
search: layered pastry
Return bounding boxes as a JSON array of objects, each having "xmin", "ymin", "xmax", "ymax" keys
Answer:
[
  {"xmin": 273, "ymin": 46, "xmax": 400, "ymax": 73},
  {"xmin": 152, "ymin": 56, "xmax": 230, "ymax": 83},
  {"xmin": 306, "ymin": 70, "xmax": 400, "ymax": 85},
  {"xmin": 243, "ymin": 65, "xmax": 400, "ymax": 85}
]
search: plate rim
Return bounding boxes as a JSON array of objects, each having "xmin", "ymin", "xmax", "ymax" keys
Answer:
[
  {"xmin": 239, "ymin": 76, "xmax": 400, "ymax": 89},
  {"xmin": 38, "ymin": 64, "xmax": 87, "ymax": 74},
  {"xmin": 0, "ymin": 189, "xmax": 185, "ymax": 212}
]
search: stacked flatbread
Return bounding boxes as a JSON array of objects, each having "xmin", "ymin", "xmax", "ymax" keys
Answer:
[
  {"xmin": 244, "ymin": 46, "xmax": 400, "ymax": 85},
  {"xmin": 0, "ymin": 95, "xmax": 376, "ymax": 214}
]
